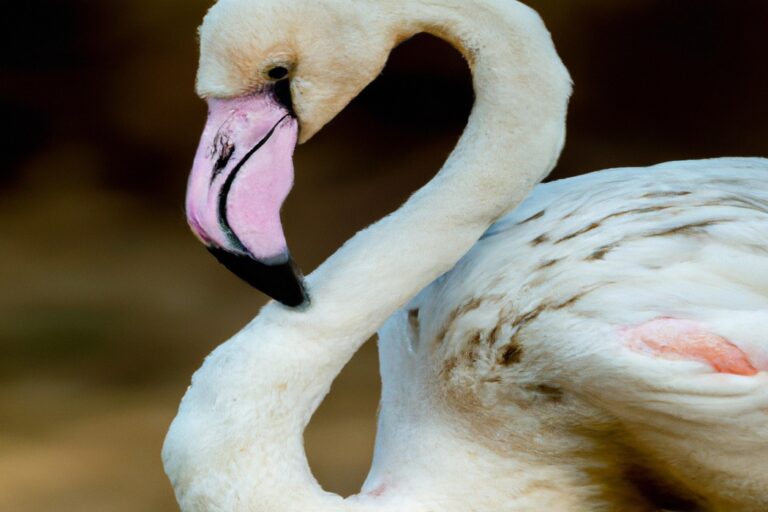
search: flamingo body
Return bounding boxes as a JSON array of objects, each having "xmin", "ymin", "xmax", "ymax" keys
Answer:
[
  {"xmin": 378, "ymin": 157, "xmax": 768, "ymax": 510},
  {"xmin": 162, "ymin": 0, "xmax": 768, "ymax": 509}
]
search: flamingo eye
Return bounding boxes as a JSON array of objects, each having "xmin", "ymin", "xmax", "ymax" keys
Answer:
[{"xmin": 267, "ymin": 66, "xmax": 289, "ymax": 80}]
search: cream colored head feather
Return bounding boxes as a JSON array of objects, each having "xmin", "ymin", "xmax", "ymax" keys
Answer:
[{"xmin": 198, "ymin": 0, "xmax": 402, "ymax": 142}]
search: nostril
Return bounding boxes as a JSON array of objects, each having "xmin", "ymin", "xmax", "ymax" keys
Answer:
[{"xmin": 272, "ymin": 79, "xmax": 294, "ymax": 115}]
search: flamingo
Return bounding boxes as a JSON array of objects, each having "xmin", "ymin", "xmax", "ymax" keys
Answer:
[{"xmin": 163, "ymin": 0, "xmax": 768, "ymax": 510}]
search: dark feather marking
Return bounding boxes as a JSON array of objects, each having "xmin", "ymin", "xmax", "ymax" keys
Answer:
[
  {"xmin": 641, "ymin": 190, "xmax": 692, "ymax": 199},
  {"xmin": 499, "ymin": 286, "xmax": 600, "ymax": 366},
  {"xmin": 488, "ymin": 323, "xmax": 503, "ymax": 345},
  {"xmin": 440, "ymin": 356, "xmax": 458, "ymax": 378},
  {"xmin": 625, "ymin": 465, "xmax": 704, "ymax": 511},
  {"xmin": 600, "ymin": 204, "xmax": 675, "ymax": 221},
  {"xmin": 647, "ymin": 220, "xmax": 728, "ymax": 238},
  {"xmin": 434, "ymin": 298, "xmax": 484, "ymax": 344},
  {"xmin": 510, "ymin": 304, "xmax": 547, "ymax": 330},
  {"xmin": 500, "ymin": 343, "xmax": 523, "ymax": 365},
  {"xmin": 465, "ymin": 331, "xmax": 483, "ymax": 363},
  {"xmin": 585, "ymin": 211, "xmax": 744, "ymax": 261},
  {"xmin": 555, "ymin": 222, "xmax": 601, "ymax": 243},
  {"xmin": 587, "ymin": 244, "xmax": 617, "ymax": 261},
  {"xmin": 534, "ymin": 258, "xmax": 559, "ymax": 271},
  {"xmin": 538, "ymin": 192, "xmax": 763, "ymax": 256},
  {"xmin": 407, "ymin": 308, "xmax": 420, "ymax": 333},
  {"xmin": 519, "ymin": 209, "xmax": 546, "ymax": 225},
  {"xmin": 556, "ymin": 205, "xmax": 677, "ymax": 244},
  {"xmin": 700, "ymin": 196, "xmax": 768, "ymax": 214},
  {"xmin": 532, "ymin": 384, "xmax": 564, "ymax": 402},
  {"xmin": 553, "ymin": 293, "xmax": 584, "ymax": 311},
  {"xmin": 523, "ymin": 290, "xmax": 592, "ymax": 321}
]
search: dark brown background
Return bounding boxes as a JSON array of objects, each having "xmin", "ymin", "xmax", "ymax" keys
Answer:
[{"xmin": 1, "ymin": 1, "xmax": 766, "ymax": 510}]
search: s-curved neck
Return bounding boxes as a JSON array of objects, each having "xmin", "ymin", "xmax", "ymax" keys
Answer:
[
  {"xmin": 306, "ymin": 0, "xmax": 570, "ymax": 339},
  {"xmin": 163, "ymin": 1, "xmax": 571, "ymax": 511}
]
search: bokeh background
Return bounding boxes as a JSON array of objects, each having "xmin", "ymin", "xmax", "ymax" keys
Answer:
[{"xmin": 1, "ymin": 1, "xmax": 767, "ymax": 510}]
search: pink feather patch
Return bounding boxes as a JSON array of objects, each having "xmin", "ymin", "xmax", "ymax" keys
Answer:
[{"xmin": 622, "ymin": 318, "xmax": 758, "ymax": 376}]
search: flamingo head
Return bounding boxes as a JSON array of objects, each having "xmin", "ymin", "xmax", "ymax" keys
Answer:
[{"xmin": 185, "ymin": 0, "xmax": 398, "ymax": 307}]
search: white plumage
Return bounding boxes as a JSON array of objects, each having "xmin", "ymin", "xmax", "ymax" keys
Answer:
[
  {"xmin": 378, "ymin": 157, "xmax": 768, "ymax": 510},
  {"xmin": 162, "ymin": 0, "xmax": 768, "ymax": 509}
]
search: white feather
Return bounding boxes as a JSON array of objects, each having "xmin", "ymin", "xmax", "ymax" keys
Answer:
[
  {"xmin": 389, "ymin": 157, "xmax": 768, "ymax": 510},
  {"xmin": 163, "ymin": 0, "xmax": 768, "ymax": 509}
]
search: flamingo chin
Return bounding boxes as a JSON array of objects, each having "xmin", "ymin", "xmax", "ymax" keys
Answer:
[{"xmin": 185, "ymin": 91, "xmax": 306, "ymax": 306}]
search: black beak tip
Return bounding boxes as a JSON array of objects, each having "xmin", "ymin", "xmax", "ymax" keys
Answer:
[{"xmin": 207, "ymin": 247, "xmax": 309, "ymax": 308}]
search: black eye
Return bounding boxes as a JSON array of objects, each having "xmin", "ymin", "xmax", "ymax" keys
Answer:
[{"xmin": 268, "ymin": 66, "xmax": 289, "ymax": 80}]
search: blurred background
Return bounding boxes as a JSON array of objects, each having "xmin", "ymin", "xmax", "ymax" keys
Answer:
[{"xmin": 1, "ymin": 0, "xmax": 766, "ymax": 510}]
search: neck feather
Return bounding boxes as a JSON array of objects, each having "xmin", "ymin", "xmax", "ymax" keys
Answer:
[
  {"xmin": 164, "ymin": 1, "xmax": 572, "ymax": 510},
  {"xmin": 304, "ymin": 0, "xmax": 570, "ymax": 336}
]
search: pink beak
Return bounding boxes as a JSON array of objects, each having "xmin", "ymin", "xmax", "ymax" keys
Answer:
[{"xmin": 185, "ymin": 91, "xmax": 307, "ymax": 307}]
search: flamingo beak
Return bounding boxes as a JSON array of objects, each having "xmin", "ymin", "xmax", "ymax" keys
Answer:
[{"xmin": 185, "ymin": 91, "xmax": 308, "ymax": 307}]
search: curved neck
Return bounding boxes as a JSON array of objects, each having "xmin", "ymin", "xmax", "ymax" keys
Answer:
[
  {"xmin": 164, "ymin": 1, "xmax": 571, "ymax": 511},
  {"xmin": 304, "ymin": 0, "xmax": 570, "ymax": 339}
]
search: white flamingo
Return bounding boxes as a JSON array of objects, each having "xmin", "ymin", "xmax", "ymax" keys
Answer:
[{"xmin": 163, "ymin": 0, "xmax": 768, "ymax": 510}]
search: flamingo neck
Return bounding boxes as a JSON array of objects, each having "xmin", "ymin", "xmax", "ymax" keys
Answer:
[
  {"xmin": 163, "ymin": 1, "xmax": 571, "ymax": 511},
  {"xmin": 304, "ymin": 0, "xmax": 570, "ymax": 337}
]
